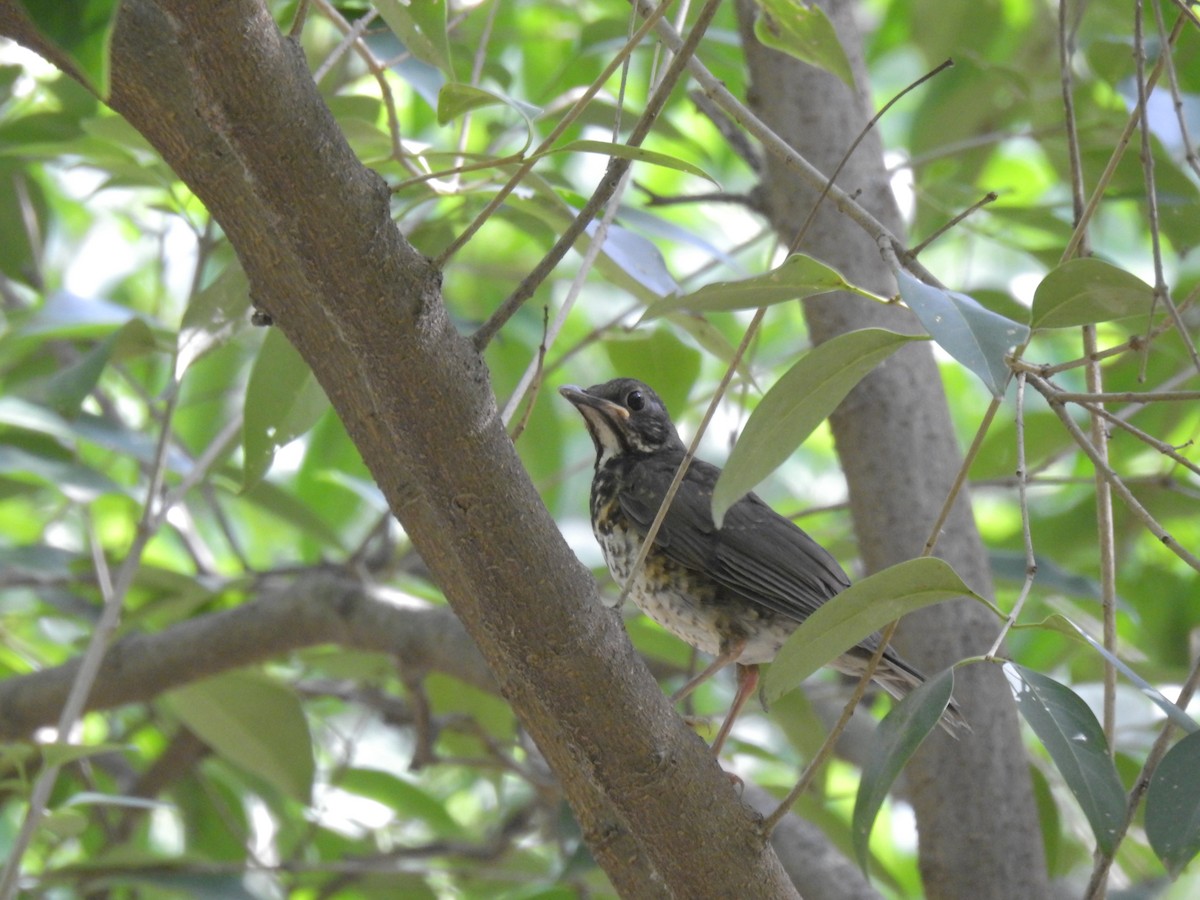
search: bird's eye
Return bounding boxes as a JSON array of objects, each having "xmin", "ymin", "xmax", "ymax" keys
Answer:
[{"xmin": 626, "ymin": 390, "xmax": 645, "ymax": 411}]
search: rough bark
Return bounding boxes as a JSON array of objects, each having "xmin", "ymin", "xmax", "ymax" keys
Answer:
[
  {"xmin": 0, "ymin": 1, "xmax": 798, "ymax": 896},
  {"xmin": 735, "ymin": 1, "xmax": 1050, "ymax": 897}
]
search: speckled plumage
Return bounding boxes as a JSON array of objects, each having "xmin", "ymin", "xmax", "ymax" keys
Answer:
[{"xmin": 561, "ymin": 377, "xmax": 967, "ymax": 750}]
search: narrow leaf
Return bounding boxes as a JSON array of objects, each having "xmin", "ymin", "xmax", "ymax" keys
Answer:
[
  {"xmin": 242, "ymin": 329, "xmax": 329, "ymax": 490},
  {"xmin": 753, "ymin": 0, "xmax": 855, "ymax": 89},
  {"xmin": 1054, "ymin": 617, "xmax": 1198, "ymax": 735},
  {"xmin": 712, "ymin": 328, "xmax": 927, "ymax": 524},
  {"xmin": 1031, "ymin": 258, "xmax": 1155, "ymax": 330},
  {"xmin": 852, "ymin": 667, "xmax": 956, "ymax": 871},
  {"xmin": 1146, "ymin": 730, "xmax": 1200, "ymax": 875},
  {"xmin": 162, "ymin": 671, "xmax": 314, "ymax": 803},
  {"xmin": 1003, "ymin": 663, "xmax": 1125, "ymax": 854},
  {"xmin": 644, "ymin": 253, "xmax": 885, "ymax": 319},
  {"xmin": 896, "ymin": 270, "xmax": 1028, "ymax": 398},
  {"xmin": 765, "ymin": 558, "xmax": 985, "ymax": 704},
  {"xmin": 549, "ymin": 139, "xmax": 718, "ymax": 184}
]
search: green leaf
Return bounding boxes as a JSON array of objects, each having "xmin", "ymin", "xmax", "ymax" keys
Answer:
[
  {"xmin": 602, "ymin": 326, "xmax": 702, "ymax": 415},
  {"xmin": 549, "ymin": 140, "xmax": 718, "ymax": 184},
  {"xmin": 17, "ymin": 0, "xmax": 120, "ymax": 97},
  {"xmin": 375, "ymin": 0, "xmax": 454, "ymax": 77},
  {"xmin": 712, "ymin": 328, "xmax": 927, "ymax": 525},
  {"xmin": 852, "ymin": 667, "xmax": 956, "ymax": 871},
  {"xmin": 436, "ymin": 82, "xmax": 540, "ymax": 128},
  {"xmin": 643, "ymin": 253, "xmax": 885, "ymax": 319},
  {"xmin": 176, "ymin": 263, "xmax": 250, "ymax": 379},
  {"xmin": 241, "ymin": 328, "xmax": 329, "ymax": 490},
  {"xmin": 161, "ymin": 670, "xmax": 314, "ymax": 803},
  {"xmin": 1030, "ymin": 258, "xmax": 1156, "ymax": 330},
  {"xmin": 896, "ymin": 270, "xmax": 1028, "ymax": 398},
  {"xmin": 1003, "ymin": 663, "xmax": 1126, "ymax": 854},
  {"xmin": 753, "ymin": 0, "xmax": 855, "ymax": 89},
  {"xmin": 1050, "ymin": 616, "xmax": 1198, "ymax": 735},
  {"xmin": 764, "ymin": 558, "xmax": 986, "ymax": 704},
  {"xmin": 0, "ymin": 445, "xmax": 123, "ymax": 502},
  {"xmin": 339, "ymin": 768, "xmax": 466, "ymax": 838},
  {"xmin": 34, "ymin": 318, "xmax": 157, "ymax": 414},
  {"xmin": 1146, "ymin": 730, "xmax": 1200, "ymax": 876},
  {"xmin": 39, "ymin": 742, "xmax": 129, "ymax": 767}
]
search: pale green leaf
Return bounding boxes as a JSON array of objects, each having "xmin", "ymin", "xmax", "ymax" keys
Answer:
[
  {"xmin": 644, "ymin": 253, "xmax": 884, "ymax": 319},
  {"xmin": 549, "ymin": 139, "xmax": 718, "ymax": 184},
  {"xmin": 176, "ymin": 263, "xmax": 250, "ymax": 378},
  {"xmin": 754, "ymin": 0, "xmax": 855, "ymax": 89},
  {"xmin": 712, "ymin": 328, "xmax": 927, "ymax": 525},
  {"xmin": 375, "ymin": 0, "xmax": 453, "ymax": 76},
  {"xmin": 162, "ymin": 671, "xmax": 314, "ymax": 803},
  {"xmin": 896, "ymin": 270, "xmax": 1028, "ymax": 398},
  {"xmin": 852, "ymin": 667, "xmax": 956, "ymax": 871},
  {"xmin": 436, "ymin": 82, "xmax": 540, "ymax": 127},
  {"xmin": 1030, "ymin": 258, "xmax": 1155, "ymax": 330},
  {"xmin": 17, "ymin": 0, "xmax": 119, "ymax": 97},
  {"xmin": 765, "ymin": 558, "xmax": 986, "ymax": 704},
  {"xmin": 241, "ymin": 329, "xmax": 329, "ymax": 490}
]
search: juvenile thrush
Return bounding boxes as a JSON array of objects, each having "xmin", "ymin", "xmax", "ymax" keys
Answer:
[{"xmin": 561, "ymin": 377, "xmax": 967, "ymax": 753}]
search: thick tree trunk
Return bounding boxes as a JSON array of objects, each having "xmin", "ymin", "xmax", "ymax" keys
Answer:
[{"xmin": 735, "ymin": 1, "xmax": 1050, "ymax": 897}]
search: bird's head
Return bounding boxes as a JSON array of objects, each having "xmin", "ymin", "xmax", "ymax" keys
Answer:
[{"xmin": 560, "ymin": 378, "xmax": 685, "ymax": 466}]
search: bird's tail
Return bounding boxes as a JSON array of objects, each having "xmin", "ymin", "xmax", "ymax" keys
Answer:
[{"xmin": 832, "ymin": 648, "xmax": 972, "ymax": 738}]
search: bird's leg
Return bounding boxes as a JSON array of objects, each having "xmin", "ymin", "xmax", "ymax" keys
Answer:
[
  {"xmin": 668, "ymin": 639, "xmax": 745, "ymax": 705},
  {"xmin": 711, "ymin": 664, "xmax": 758, "ymax": 756}
]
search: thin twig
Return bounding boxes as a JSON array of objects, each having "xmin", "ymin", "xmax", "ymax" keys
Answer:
[
  {"xmin": 440, "ymin": 0, "xmax": 676, "ymax": 268},
  {"xmin": 1025, "ymin": 372, "xmax": 1200, "ymax": 573},
  {"xmin": 985, "ymin": 374, "xmax": 1037, "ymax": 658},
  {"xmin": 909, "ymin": 191, "xmax": 997, "ymax": 257},
  {"xmin": 788, "ymin": 58, "xmax": 954, "ymax": 256},
  {"xmin": 1084, "ymin": 655, "xmax": 1200, "ymax": 897}
]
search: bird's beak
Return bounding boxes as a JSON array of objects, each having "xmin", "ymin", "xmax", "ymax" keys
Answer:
[
  {"xmin": 560, "ymin": 385, "xmax": 631, "ymax": 462},
  {"xmin": 559, "ymin": 385, "xmax": 629, "ymax": 422}
]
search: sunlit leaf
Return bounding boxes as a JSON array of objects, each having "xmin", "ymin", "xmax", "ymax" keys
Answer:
[
  {"xmin": 765, "ymin": 558, "xmax": 986, "ymax": 704},
  {"xmin": 585, "ymin": 220, "xmax": 679, "ymax": 298},
  {"xmin": 340, "ymin": 768, "xmax": 467, "ymax": 838},
  {"xmin": 896, "ymin": 270, "xmax": 1028, "ymax": 398},
  {"xmin": 436, "ymin": 82, "xmax": 540, "ymax": 128},
  {"xmin": 1041, "ymin": 616, "xmax": 1197, "ymax": 735},
  {"xmin": 162, "ymin": 670, "xmax": 314, "ymax": 803},
  {"xmin": 644, "ymin": 253, "xmax": 885, "ymax": 319},
  {"xmin": 375, "ymin": 0, "xmax": 454, "ymax": 77},
  {"xmin": 1003, "ymin": 663, "xmax": 1125, "ymax": 854},
  {"xmin": 1030, "ymin": 258, "xmax": 1156, "ymax": 329},
  {"xmin": 242, "ymin": 329, "xmax": 329, "ymax": 490},
  {"xmin": 753, "ymin": 0, "xmax": 855, "ymax": 89},
  {"xmin": 176, "ymin": 263, "xmax": 250, "ymax": 379},
  {"xmin": 712, "ymin": 328, "xmax": 927, "ymax": 524},
  {"xmin": 852, "ymin": 667, "xmax": 956, "ymax": 870},
  {"xmin": 1146, "ymin": 730, "xmax": 1200, "ymax": 875}
]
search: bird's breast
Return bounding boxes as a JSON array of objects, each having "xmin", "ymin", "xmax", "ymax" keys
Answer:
[{"xmin": 589, "ymin": 478, "xmax": 794, "ymax": 663}]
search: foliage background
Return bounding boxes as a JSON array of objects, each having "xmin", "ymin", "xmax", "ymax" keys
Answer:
[{"xmin": 0, "ymin": 0, "xmax": 1198, "ymax": 896}]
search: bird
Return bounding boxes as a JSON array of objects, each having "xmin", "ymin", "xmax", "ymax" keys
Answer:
[{"xmin": 560, "ymin": 377, "xmax": 967, "ymax": 754}]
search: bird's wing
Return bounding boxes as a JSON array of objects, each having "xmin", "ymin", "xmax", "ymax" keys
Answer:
[{"xmin": 617, "ymin": 454, "xmax": 851, "ymax": 624}]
